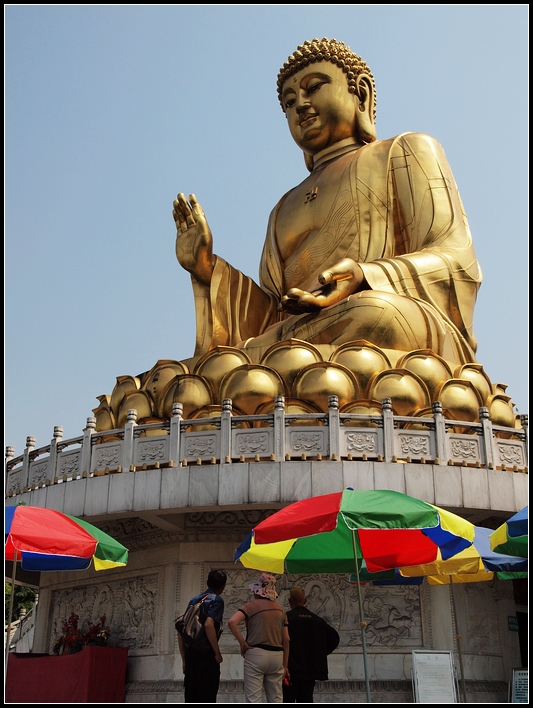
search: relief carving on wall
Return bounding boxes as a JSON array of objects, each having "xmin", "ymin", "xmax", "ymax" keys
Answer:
[
  {"xmin": 94, "ymin": 445, "xmax": 121, "ymax": 468},
  {"xmin": 497, "ymin": 443, "xmax": 524, "ymax": 466},
  {"xmin": 7, "ymin": 469, "xmax": 21, "ymax": 494},
  {"xmin": 461, "ymin": 583, "xmax": 501, "ymax": 654},
  {"xmin": 185, "ymin": 435, "xmax": 216, "ymax": 456},
  {"xmin": 398, "ymin": 435, "xmax": 429, "ymax": 456},
  {"xmin": 236, "ymin": 433, "xmax": 269, "ymax": 455},
  {"xmin": 290, "ymin": 432, "xmax": 324, "ymax": 452},
  {"xmin": 29, "ymin": 461, "xmax": 49, "ymax": 486},
  {"xmin": 345, "ymin": 433, "xmax": 376, "ymax": 453},
  {"xmin": 58, "ymin": 453, "xmax": 81, "ymax": 478},
  {"xmin": 450, "ymin": 439, "xmax": 478, "ymax": 459},
  {"xmin": 220, "ymin": 568, "xmax": 424, "ymax": 650},
  {"xmin": 50, "ymin": 574, "xmax": 158, "ymax": 653},
  {"xmin": 96, "ymin": 511, "xmax": 276, "ymax": 550},
  {"xmin": 138, "ymin": 440, "xmax": 166, "ymax": 461}
]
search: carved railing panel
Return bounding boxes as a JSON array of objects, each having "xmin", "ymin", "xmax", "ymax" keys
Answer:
[{"xmin": 5, "ymin": 399, "xmax": 528, "ymax": 496}]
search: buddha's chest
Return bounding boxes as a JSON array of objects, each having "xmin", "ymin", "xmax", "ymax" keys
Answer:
[{"xmin": 275, "ymin": 162, "xmax": 351, "ymax": 261}]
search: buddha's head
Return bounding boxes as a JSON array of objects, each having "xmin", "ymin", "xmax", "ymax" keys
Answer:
[{"xmin": 277, "ymin": 38, "xmax": 377, "ymax": 170}]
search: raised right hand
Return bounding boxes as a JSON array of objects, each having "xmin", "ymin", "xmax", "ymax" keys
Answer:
[{"xmin": 173, "ymin": 193, "xmax": 214, "ymax": 286}]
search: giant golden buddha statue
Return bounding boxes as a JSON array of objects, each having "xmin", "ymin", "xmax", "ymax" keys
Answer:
[{"xmin": 93, "ymin": 38, "xmax": 518, "ymax": 431}]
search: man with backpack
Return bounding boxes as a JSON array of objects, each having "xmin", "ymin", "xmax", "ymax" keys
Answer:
[{"xmin": 178, "ymin": 569, "xmax": 227, "ymax": 703}]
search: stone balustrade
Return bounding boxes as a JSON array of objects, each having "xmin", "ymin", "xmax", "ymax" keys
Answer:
[{"xmin": 5, "ymin": 397, "xmax": 528, "ymax": 497}]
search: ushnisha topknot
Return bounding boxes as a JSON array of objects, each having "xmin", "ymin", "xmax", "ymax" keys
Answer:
[{"xmin": 277, "ymin": 37, "xmax": 376, "ymax": 120}]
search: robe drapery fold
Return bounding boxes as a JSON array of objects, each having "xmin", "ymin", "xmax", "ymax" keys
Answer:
[{"xmin": 192, "ymin": 133, "xmax": 481, "ymax": 366}]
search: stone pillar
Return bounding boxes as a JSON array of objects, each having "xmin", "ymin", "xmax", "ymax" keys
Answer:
[
  {"xmin": 520, "ymin": 413, "xmax": 528, "ymax": 445},
  {"xmin": 80, "ymin": 417, "xmax": 96, "ymax": 476},
  {"xmin": 169, "ymin": 403, "xmax": 183, "ymax": 466},
  {"xmin": 479, "ymin": 407, "xmax": 494, "ymax": 469},
  {"xmin": 382, "ymin": 398, "xmax": 394, "ymax": 462},
  {"xmin": 221, "ymin": 398, "xmax": 232, "ymax": 463},
  {"xmin": 21, "ymin": 436, "xmax": 36, "ymax": 492},
  {"xmin": 432, "ymin": 401, "xmax": 447, "ymax": 465},
  {"xmin": 47, "ymin": 426, "xmax": 63, "ymax": 483},
  {"xmin": 123, "ymin": 409, "xmax": 138, "ymax": 472},
  {"xmin": 273, "ymin": 396, "xmax": 285, "ymax": 461},
  {"xmin": 328, "ymin": 395, "xmax": 340, "ymax": 461},
  {"xmin": 5, "ymin": 446, "xmax": 15, "ymax": 494}
]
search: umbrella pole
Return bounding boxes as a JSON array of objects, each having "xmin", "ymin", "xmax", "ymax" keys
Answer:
[
  {"xmin": 449, "ymin": 578, "xmax": 467, "ymax": 703},
  {"xmin": 352, "ymin": 530, "xmax": 371, "ymax": 703},
  {"xmin": 5, "ymin": 549, "xmax": 17, "ymax": 675}
]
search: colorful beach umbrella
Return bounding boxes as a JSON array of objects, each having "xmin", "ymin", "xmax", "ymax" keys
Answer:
[
  {"xmin": 235, "ymin": 489, "xmax": 475, "ymax": 703},
  {"xmin": 5, "ymin": 504, "xmax": 129, "ymax": 571},
  {"xmin": 489, "ymin": 506, "xmax": 528, "ymax": 558},
  {"xmin": 5, "ymin": 504, "xmax": 129, "ymax": 667},
  {"xmin": 237, "ymin": 489, "xmax": 475, "ymax": 574}
]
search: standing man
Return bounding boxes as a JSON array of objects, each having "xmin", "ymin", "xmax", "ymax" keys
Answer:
[
  {"xmin": 228, "ymin": 573, "xmax": 290, "ymax": 703},
  {"xmin": 178, "ymin": 569, "xmax": 227, "ymax": 703},
  {"xmin": 283, "ymin": 586, "xmax": 340, "ymax": 703}
]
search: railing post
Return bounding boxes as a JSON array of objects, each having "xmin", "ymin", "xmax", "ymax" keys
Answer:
[
  {"xmin": 169, "ymin": 403, "xmax": 183, "ymax": 466},
  {"xmin": 80, "ymin": 417, "xmax": 96, "ymax": 476},
  {"xmin": 47, "ymin": 426, "xmax": 63, "ymax": 482},
  {"xmin": 123, "ymin": 409, "xmax": 138, "ymax": 472},
  {"xmin": 479, "ymin": 407, "xmax": 494, "ymax": 469},
  {"xmin": 273, "ymin": 396, "xmax": 286, "ymax": 461},
  {"xmin": 328, "ymin": 395, "xmax": 340, "ymax": 460},
  {"xmin": 21, "ymin": 436, "xmax": 36, "ymax": 492},
  {"xmin": 221, "ymin": 399, "xmax": 232, "ymax": 463},
  {"xmin": 432, "ymin": 401, "xmax": 447, "ymax": 465},
  {"xmin": 5, "ymin": 446, "xmax": 15, "ymax": 494},
  {"xmin": 382, "ymin": 398, "xmax": 394, "ymax": 462},
  {"xmin": 520, "ymin": 414, "xmax": 528, "ymax": 446}
]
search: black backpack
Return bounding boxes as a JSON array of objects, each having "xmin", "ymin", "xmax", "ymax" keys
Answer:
[{"xmin": 175, "ymin": 594, "xmax": 212, "ymax": 653}]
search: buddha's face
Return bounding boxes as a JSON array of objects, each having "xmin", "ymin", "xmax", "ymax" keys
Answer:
[{"xmin": 281, "ymin": 62, "xmax": 359, "ymax": 155}]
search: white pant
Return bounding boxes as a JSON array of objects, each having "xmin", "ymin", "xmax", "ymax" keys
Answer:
[{"xmin": 243, "ymin": 647, "xmax": 284, "ymax": 703}]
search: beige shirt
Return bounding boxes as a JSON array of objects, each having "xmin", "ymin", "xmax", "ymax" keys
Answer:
[{"xmin": 239, "ymin": 598, "xmax": 288, "ymax": 649}]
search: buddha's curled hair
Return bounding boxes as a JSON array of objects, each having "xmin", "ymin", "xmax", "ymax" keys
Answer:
[{"xmin": 276, "ymin": 37, "xmax": 376, "ymax": 120}]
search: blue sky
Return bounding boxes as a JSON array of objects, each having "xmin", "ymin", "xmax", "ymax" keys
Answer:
[{"xmin": 5, "ymin": 5, "xmax": 528, "ymax": 454}]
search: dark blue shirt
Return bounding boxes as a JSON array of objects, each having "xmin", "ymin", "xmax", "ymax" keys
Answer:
[{"xmin": 188, "ymin": 588, "xmax": 224, "ymax": 625}]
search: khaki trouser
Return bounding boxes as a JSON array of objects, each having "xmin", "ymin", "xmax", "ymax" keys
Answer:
[{"xmin": 243, "ymin": 647, "xmax": 284, "ymax": 703}]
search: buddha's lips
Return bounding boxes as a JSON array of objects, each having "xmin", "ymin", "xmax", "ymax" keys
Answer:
[{"xmin": 299, "ymin": 113, "xmax": 318, "ymax": 126}]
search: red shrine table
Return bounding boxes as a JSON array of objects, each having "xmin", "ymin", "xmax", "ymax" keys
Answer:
[{"xmin": 5, "ymin": 646, "xmax": 129, "ymax": 703}]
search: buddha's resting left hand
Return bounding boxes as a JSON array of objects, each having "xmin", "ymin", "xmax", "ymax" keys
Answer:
[{"xmin": 280, "ymin": 258, "xmax": 365, "ymax": 314}]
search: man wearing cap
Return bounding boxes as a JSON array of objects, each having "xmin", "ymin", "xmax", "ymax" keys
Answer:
[{"xmin": 228, "ymin": 573, "xmax": 290, "ymax": 703}]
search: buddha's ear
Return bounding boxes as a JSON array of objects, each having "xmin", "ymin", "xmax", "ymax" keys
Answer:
[
  {"xmin": 354, "ymin": 73, "xmax": 377, "ymax": 143},
  {"xmin": 304, "ymin": 153, "xmax": 314, "ymax": 172}
]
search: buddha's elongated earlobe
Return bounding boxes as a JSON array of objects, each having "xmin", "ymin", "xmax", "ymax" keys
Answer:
[
  {"xmin": 304, "ymin": 153, "xmax": 315, "ymax": 172},
  {"xmin": 354, "ymin": 74, "xmax": 377, "ymax": 143}
]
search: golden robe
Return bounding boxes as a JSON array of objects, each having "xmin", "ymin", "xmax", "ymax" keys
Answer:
[{"xmin": 190, "ymin": 133, "xmax": 482, "ymax": 367}]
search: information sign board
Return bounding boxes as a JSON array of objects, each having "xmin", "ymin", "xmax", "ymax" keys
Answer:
[
  {"xmin": 511, "ymin": 668, "xmax": 528, "ymax": 703},
  {"xmin": 412, "ymin": 650, "xmax": 457, "ymax": 703}
]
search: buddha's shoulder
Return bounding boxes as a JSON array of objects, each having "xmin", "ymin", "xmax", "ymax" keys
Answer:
[
  {"xmin": 391, "ymin": 133, "xmax": 450, "ymax": 158},
  {"xmin": 377, "ymin": 132, "xmax": 442, "ymax": 150}
]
